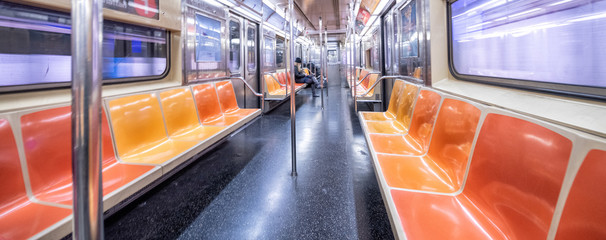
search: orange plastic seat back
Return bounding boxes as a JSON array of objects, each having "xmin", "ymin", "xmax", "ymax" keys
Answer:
[
  {"xmin": 425, "ymin": 99, "xmax": 480, "ymax": 182},
  {"xmin": 159, "ymin": 88, "xmax": 200, "ymax": 135},
  {"xmin": 21, "ymin": 107, "xmax": 73, "ymax": 199},
  {"xmin": 365, "ymin": 74, "xmax": 378, "ymax": 94},
  {"xmin": 556, "ymin": 149, "xmax": 606, "ymax": 240},
  {"xmin": 277, "ymin": 72, "xmax": 287, "ymax": 85},
  {"xmin": 264, "ymin": 75, "xmax": 277, "ymax": 93},
  {"xmin": 407, "ymin": 89, "xmax": 442, "ymax": 151},
  {"xmin": 413, "ymin": 67, "xmax": 422, "ymax": 79},
  {"xmin": 21, "ymin": 107, "xmax": 117, "ymax": 197},
  {"xmin": 359, "ymin": 70, "xmax": 368, "ymax": 84},
  {"xmin": 215, "ymin": 81, "xmax": 240, "ymax": 114},
  {"xmin": 192, "ymin": 83, "xmax": 224, "ymax": 124},
  {"xmin": 286, "ymin": 71, "xmax": 292, "ymax": 85},
  {"xmin": 272, "ymin": 74, "xmax": 281, "ymax": 90},
  {"xmin": 0, "ymin": 118, "xmax": 27, "ymax": 209},
  {"xmin": 394, "ymin": 84, "xmax": 419, "ymax": 127},
  {"xmin": 465, "ymin": 113, "xmax": 572, "ymax": 239},
  {"xmin": 108, "ymin": 94, "xmax": 168, "ymax": 157},
  {"xmin": 386, "ymin": 81, "xmax": 405, "ymax": 115}
]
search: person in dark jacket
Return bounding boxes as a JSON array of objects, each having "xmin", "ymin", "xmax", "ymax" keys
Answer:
[{"xmin": 294, "ymin": 57, "xmax": 320, "ymax": 97}]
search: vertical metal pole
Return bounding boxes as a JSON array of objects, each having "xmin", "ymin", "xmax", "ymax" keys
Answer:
[
  {"xmin": 319, "ymin": 18, "xmax": 324, "ymax": 109},
  {"xmin": 288, "ymin": 0, "xmax": 297, "ymax": 176},
  {"xmin": 71, "ymin": 0, "xmax": 103, "ymax": 239},
  {"xmin": 353, "ymin": 28, "xmax": 357, "ymax": 111},
  {"xmin": 260, "ymin": 4, "xmax": 266, "ymax": 113},
  {"xmin": 324, "ymin": 27, "xmax": 328, "ymax": 98}
]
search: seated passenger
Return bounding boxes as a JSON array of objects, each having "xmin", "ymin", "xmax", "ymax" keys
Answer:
[{"xmin": 294, "ymin": 57, "xmax": 320, "ymax": 97}]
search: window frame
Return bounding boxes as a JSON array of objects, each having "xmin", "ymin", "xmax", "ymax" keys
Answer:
[
  {"xmin": 446, "ymin": 0, "xmax": 606, "ymax": 100},
  {"xmin": 0, "ymin": 2, "xmax": 170, "ymax": 93}
]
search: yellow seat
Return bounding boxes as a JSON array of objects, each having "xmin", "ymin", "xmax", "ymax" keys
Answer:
[
  {"xmin": 159, "ymin": 88, "xmax": 225, "ymax": 142},
  {"xmin": 108, "ymin": 93, "xmax": 197, "ymax": 164},
  {"xmin": 361, "ymin": 80, "xmax": 405, "ymax": 121},
  {"xmin": 366, "ymin": 84, "xmax": 419, "ymax": 134}
]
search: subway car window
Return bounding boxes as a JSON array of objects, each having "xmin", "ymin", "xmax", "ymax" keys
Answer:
[
  {"xmin": 399, "ymin": 0, "xmax": 418, "ymax": 59},
  {"xmin": 103, "ymin": 22, "xmax": 168, "ymax": 80},
  {"xmin": 276, "ymin": 37, "xmax": 285, "ymax": 68},
  {"xmin": 0, "ymin": 1, "xmax": 167, "ymax": 90},
  {"xmin": 229, "ymin": 20, "xmax": 241, "ymax": 73},
  {"xmin": 247, "ymin": 27, "xmax": 256, "ymax": 72},
  {"xmin": 263, "ymin": 36, "xmax": 275, "ymax": 71},
  {"xmin": 450, "ymin": 0, "xmax": 606, "ymax": 96},
  {"xmin": 192, "ymin": 12, "xmax": 225, "ymax": 78}
]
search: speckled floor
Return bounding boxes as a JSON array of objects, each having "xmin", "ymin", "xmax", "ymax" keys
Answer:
[{"xmin": 104, "ymin": 75, "xmax": 393, "ymax": 239}]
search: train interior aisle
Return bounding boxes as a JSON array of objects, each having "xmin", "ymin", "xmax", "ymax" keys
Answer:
[
  {"xmin": 2, "ymin": 0, "xmax": 606, "ymax": 239},
  {"xmin": 104, "ymin": 77, "xmax": 393, "ymax": 239}
]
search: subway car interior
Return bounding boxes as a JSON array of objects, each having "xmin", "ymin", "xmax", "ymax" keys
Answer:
[{"xmin": 0, "ymin": 0, "xmax": 605, "ymax": 239}]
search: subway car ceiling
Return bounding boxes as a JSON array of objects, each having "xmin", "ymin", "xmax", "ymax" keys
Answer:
[{"xmin": 0, "ymin": 0, "xmax": 604, "ymax": 138}]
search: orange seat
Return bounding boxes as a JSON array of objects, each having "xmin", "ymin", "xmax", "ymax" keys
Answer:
[
  {"xmin": 192, "ymin": 83, "xmax": 243, "ymax": 126},
  {"xmin": 391, "ymin": 113, "xmax": 572, "ymax": 239},
  {"xmin": 555, "ymin": 149, "xmax": 606, "ymax": 239},
  {"xmin": 264, "ymin": 74, "xmax": 286, "ymax": 96},
  {"xmin": 108, "ymin": 94, "xmax": 197, "ymax": 165},
  {"xmin": 159, "ymin": 88, "xmax": 225, "ymax": 141},
  {"xmin": 0, "ymin": 118, "xmax": 71, "ymax": 240},
  {"xmin": 374, "ymin": 97, "xmax": 477, "ymax": 192},
  {"xmin": 21, "ymin": 106, "xmax": 156, "ymax": 205},
  {"xmin": 215, "ymin": 81, "xmax": 259, "ymax": 120},
  {"xmin": 365, "ymin": 84, "xmax": 419, "ymax": 134},
  {"xmin": 286, "ymin": 71, "xmax": 305, "ymax": 89},
  {"xmin": 361, "ymin": 80, "xmax": 405, "ymax": 121}
]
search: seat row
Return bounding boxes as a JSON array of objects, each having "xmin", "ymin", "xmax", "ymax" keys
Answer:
[
  {"xmin": 359, "ymin": 79, "xmax": 606, "ymax": 239},
  {"xmin": 0, "ymin": 80, "xmax": 261, "ymax": 239},
  {"xmin": 263, "ymin": 71, "xmax": 306, "ymax": 99}
]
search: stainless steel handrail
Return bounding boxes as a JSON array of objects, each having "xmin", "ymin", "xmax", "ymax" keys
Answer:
[
  {"xmin": 354, "ymin": 75, "xmax": 425, "ymax": 112},
  {"xmin": 190, "ymin": 76, "xmax": 265, "ymax": 112},
  {"xmin": 355, "ymin": 71, "xmax": 381, "ymax": 87}
]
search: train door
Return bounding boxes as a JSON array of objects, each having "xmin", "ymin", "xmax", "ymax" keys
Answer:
[
  {"xmin": 244, "ymin": 20, "xmax": 259, "ymax": 108},
  {"xmin": 382, "ymin": 9, "xmax": 396, "ymax": 111},
  {"xmin": 228, "ymin": 16, "xmax": 245, "ymax": 108}
]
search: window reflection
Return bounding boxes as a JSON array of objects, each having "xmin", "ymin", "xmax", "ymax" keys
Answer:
[
  {"xmin": 451, "ymin": 0, "xmax": 606, "ymax": 88},
  {"xmin": 0, "ymin": 1, "xmax": 168, "ymax": 88},
  {"xmin": 229, "ymin": 20, "xmax": 241, "ymax": 73}
]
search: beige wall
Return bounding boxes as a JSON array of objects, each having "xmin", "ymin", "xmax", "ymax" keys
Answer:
[{"xmin": 428, "ymin": 0, "xmax": 606, "ymax": 138}]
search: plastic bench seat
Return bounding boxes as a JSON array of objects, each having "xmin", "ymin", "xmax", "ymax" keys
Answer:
[
  {"xmin": 108, "ymin": 94, "xmax": 197, "ymax": 165},
  {"xmin": 391, "ymin": 113, "xmax": 572, "ymax": 239},
  {"xmin": 365, "ymin": 83, "xmax": 419, "ymax": 134},
  {"xmin": 264, "ymin": 75, "xmax": 286, "ymax": 96},
  {"xmin": 0, "ymin": 118, "xmax": 71, "ymax": 240},
  {"xmin": 369, "ymin": 89, "xmax": 442, "ymax": 155},
  {"xmin": 159, "ymin": 88, "xmax": 225, "ymax": 142},
  {"xmin": 192, "ymin": 83, "xmax": 249, "ymax": 126},
  {"xmin": 361, "ymin": 80, "xmax": 405, "ymax": 121},
  {"xmin": 286, "ymin": 71, "xmax": 305, "ymax": 89},
  {"xmin": 374, "ymin": 98, "xmax": 478, "ymax": 192},
  {"xmin": 20, "ymin": 106, "xmax": 156, "ymax": 205},
  {"xmin": 555, "ymin": 149, "xmax": 606, "ymax": 239},
  {"xmin": 216, "ymin": 81, "xmax": 259, "ymax": 118}
]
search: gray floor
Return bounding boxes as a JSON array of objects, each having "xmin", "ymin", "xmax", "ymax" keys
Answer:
[{"xmin": 104, "ymin": 74, "xmax": 393, "ymax": 239}]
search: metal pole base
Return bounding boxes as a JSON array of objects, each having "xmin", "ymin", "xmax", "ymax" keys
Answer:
[{"xmin": 291, "ymin": 171, "xmax": 298, "ymax": 177}]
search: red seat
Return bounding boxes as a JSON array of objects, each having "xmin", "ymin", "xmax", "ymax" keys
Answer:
[
  {"xmin": 0, "ymin": 118, "xmax": 71, "ymax": 239},
  {"xmin": 20, "ymin": 106, "xmax": 155, "ymax": 205},
  {"xmin": 193, "ymin": 83, "xmax": 242, "ymax": 126},
  {"xmin": 215, "ymin": 80, "xmax": 259, "ymax": 119},
  {"xmin": 391, "ymin": 113, "xmax": 572, "ymax": 239},
  {"xmin": 555, "ymin": 149, "xmax": 606, "ymax": 239}
]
